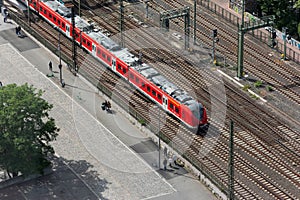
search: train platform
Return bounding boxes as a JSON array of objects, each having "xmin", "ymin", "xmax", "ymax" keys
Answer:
[{"xmin": 0, "ymin": 14, "xmax": 218, "ymax": 200}]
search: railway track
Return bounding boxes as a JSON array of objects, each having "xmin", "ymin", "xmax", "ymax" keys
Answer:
[
  {"xmin": 8, "ymin": 1, "xmax": 300, "ymax": 199},
  {"xmin": 65, "ymin": 1, "xmax": 300, "ymax": 198}
]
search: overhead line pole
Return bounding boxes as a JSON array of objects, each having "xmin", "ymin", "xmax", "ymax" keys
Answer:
[
  {"xmin": 228, "ymin": 120, "xmax": 235, "ymax": 200},
  {"xmin": 71, "ymin": 5, "xmax": 77, "ymax": 73},
  {"xmin": 27, "ymin": 1, "xmax": 30, "ymax": 26},
  {"xmin": 79, "ymin": 0, "xmax": 81, "ymax": 17},
  {"xmin": 236, "ymin": 0, "xmax": 274, "ymax": 79},
  {"xmin": 160, "ymin": 7, "xmax": 190, "ymax": 50},
  {"xmin": 237, "ymin": 0, "xmax": 245, "ymax": 78},
  {"xmin": 120, "ymin": 0, "xmax": 124, "ymax": 48},
  {"xmin": 194, "ymin": 0, "xmax": 196, "ymax": 44}
]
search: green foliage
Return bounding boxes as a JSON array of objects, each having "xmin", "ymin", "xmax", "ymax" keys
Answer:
[
  {"xmin": 0, "ymin": 83, "xmax": 59, "ymax": 177},
  {"xmin": 138, "ymin": 119, "xmax": 146, "ymax": 126},
  {"xmin": 243, "ymin": 84, "xmax": 251, "ymax": 91},
  {"xmin": 250, "ymin": 94, "xmax": 259, "ymax": 100},
  {"xmin": 254, "ymin": 80, "xmax": 263, "ymax": 88},
  {"xmin": 256, "ymin": 0, "xmax": 299, "ymax": 39},
  {"xmin": 266, "ymin": 85, "xmax": 274, "ymax": 92},
  {"xmin": 294, "ymin": 0, "xmax": 300, "ymax": 9}
]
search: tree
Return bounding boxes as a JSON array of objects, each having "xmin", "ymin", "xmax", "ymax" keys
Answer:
[
  {"xmin": 0, "ymin": 83, "xmax": 59, "ymax": 178},
  {"xmin": 256, "ymin": 0, "xmax": 300, "ymax": 39}
]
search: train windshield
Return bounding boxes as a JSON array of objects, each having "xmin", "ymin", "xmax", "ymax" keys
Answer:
[{"xmin": 192, "ymin": 103, "xmax": 203, "ymax": 120}]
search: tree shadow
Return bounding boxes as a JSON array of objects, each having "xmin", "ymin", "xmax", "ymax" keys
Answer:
[{"xmin": 0, "ymin": 156, "xmax": 110, "ymax": 200}]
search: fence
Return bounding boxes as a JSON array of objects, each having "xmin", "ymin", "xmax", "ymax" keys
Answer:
[{"xmin": 199, "ymin": 0, "xmax": 300, "ymax": 64}]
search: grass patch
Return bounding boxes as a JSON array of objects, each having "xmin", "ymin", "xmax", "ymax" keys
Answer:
[
  {"xmin": 266, "ymin": 85, "xmax": 274, "ymax": 92},
  {"xmin": 254, "ymin": 80, "xmax": 263, "ymax": 88},
  {"xmin": 138, "ymin": 119, "xmax": 146, "ymax": 126},
  {"xmin": 243, "ymin": 84, "xmax": 251, "ymax": 91},
  {"xmin": 250, "ymin": 94, "xmax": 259, "ymax": 99}
]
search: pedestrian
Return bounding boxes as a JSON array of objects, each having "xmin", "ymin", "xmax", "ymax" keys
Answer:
[
  {"xmin": 0, "ymin": 81, "xmax": 2, "ymax": 87},
  {"xmin": 48, "ymin": 61, "xmax": 52, "ymax": 72},
  {"xmin": 172, "ymin": 154, "xmax": 177, "ymax": 166},
  {"xmin": 61, "ymin": 79, "xmax": 65, "ymax": 88},
  {"xmin": 17, "ymin": 26, "xmax": 22, "ymax": 36},
  {"xmin": 168, "ymin": 156, "xmax": 173, "ymax": 167},
  {"xmin": 163, "ymin": 158, "xmax": 167, "ymax": 171},
  {"xmin": 15, "ymin": 26, "xmax": 18, "ymax": 35},
  {"xmin": 163, "ymin": 146, "xmax": 168, "ymax": 157},
  {"xmin": 3, "ymin": 9, "xmax": 8, "ymax": 23}
]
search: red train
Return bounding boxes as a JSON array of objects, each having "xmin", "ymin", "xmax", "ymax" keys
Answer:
[{"xmin": 26, "ymin": 0, "xmax": 209, "ymax": 133}]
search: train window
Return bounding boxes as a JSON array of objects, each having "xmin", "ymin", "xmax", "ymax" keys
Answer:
[
  {"xmin": 147, "ymin": 86, "xmax": 150, "ymax": 92},
  {"xmin": 107, "ymin": 57, "xmax": 111, "ymax": 62},
  {"xmin": 53, "ymin": 17, "xmax": 56, "ymax": 22},
  {"xmin": 175, "ymin": 107, "xmax": 179, "ymax": 113},
  {"xmin": 62, "ymin": 23, "xmax": 65, "ymax": 28},
  {"xmin": 117, "ymin": 64, "xmax": 121, "ymax": 70},
  {"xmin": 152, "ymin": 90, "xmax": 156, "ymax": 96},
  {"xmin": 157, "ymin": 94, "xmax": 162, "ymax": 100},
  {"xmin": 97, "ymin": 49, "xmax": 101, "ymax": 55},
  {"xmin": 58, "ymin": 20, "xmax": 60, "ymax": 25},
  {"xmin": 83, "ymin": 39, "xmax": 86, "ymax": 44},
  {"xmin": 44, "ymin": 10, "xmax": 46, "ymax": 14},
  {"xmin": 122, "ymin": 68, "xmax": 126, "ymax": 74},
  {"xmin": 87, "ymin": 42, "xmax": 90, "ymax": 47},
  {"xmin": 141, "ymin": 82, "xmax": 145, "ymax": 88},
  {"xmin": 49, "ymin": 13, "xmax": 52, "ymax": 18},
  {"xmin": 40, "ymin": 7, "xmax": 43, "ymax": 12},
  {"xmin": 129, "ymin": 74, "xmax": 134, "ymax": 79},
  {"xmin": 135, "ymin": 77, "xmax": 139, "ymax": 83},
  {"xmin": 102, "ymin": 52, "xmax": 106, "ymax": 58},
  {"xmin": 170, "ymin": 103, "xmax": 174, "ymax": 109}
]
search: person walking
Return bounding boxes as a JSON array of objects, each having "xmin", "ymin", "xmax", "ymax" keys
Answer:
[
  {"xmin": 163, "ymin": 158, "xmax": 167, "ymax": 171},
  {"xmin": 0, "ymin": 81, "xmax": 3, "ymax": 87},
  {"xmin": 163, "ymin": 146, "xmax": 168, "ymax": 158},
  {"xmin": 48, "ymin": 61, "xmax": 52, "ymax": 72},
  {"xmin": 17, "ymin": 26, "xmax": 21, "ymax": 36},
  {"xmin": 3, "ymin": 9, "xmax": 8, "ymax": 23}
]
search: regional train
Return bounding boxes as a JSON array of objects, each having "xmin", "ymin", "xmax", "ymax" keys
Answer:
[{"xmin": 24, "ymin": 0, "xmax": 209, "ymax": 133}]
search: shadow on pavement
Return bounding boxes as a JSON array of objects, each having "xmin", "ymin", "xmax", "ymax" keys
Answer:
[{"xmin": 0, "ymin": 156, "xmax": 110, "ymax": 200}]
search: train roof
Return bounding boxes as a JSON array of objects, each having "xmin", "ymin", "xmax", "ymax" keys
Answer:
[
  {"xmin": 44, "ymin": 0, "xmax": 71, "ymax": 17},
  {"xmin": 132, "ymin": 63, "xmax": 200, "ymax": 108}
]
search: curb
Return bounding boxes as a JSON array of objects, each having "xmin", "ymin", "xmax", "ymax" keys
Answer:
[{"xmin": 217, "ymin": 69, "xmax": 267, "ymax": 103}]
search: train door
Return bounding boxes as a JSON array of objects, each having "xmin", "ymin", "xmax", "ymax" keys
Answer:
[
  {"xmin": 92, "ymin": 44, "xmax": 96, "ymax": 57},
  {"xmin": 162, "ymin": 96, "xmax": 168, "ymax": 110},
  {"xmin": 112, "ymin": 58, "xmax": 116, "ymax": 72},
  {"xmin": 66, "ymin": 25, "xmax": 70, "ymax": 37}
]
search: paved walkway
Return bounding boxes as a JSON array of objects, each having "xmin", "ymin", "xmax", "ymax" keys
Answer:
[{"xmin": 0, "ymin": 11, "xmax": 217, "ymax": 200}]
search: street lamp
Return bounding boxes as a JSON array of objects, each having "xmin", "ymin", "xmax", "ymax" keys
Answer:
[
  {"xmin": 58, "ymin": 32, "xmax": 65, "ymax": 87},
  {"xmin": 145, "ymin": 0, "xmax": 150, "ymax": 19},
  {"xmin": 27, "ymin": 0, "xmax": 30, "ymax": 26},
  {"xmin": 153, "ymin": 105, "xmax": 161, "ymax": 169}
]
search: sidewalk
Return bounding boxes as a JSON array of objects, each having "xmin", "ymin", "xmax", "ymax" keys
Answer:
[{"xmin": 0, "ymin": 13, "xmax": 218, "ymax": 200}]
